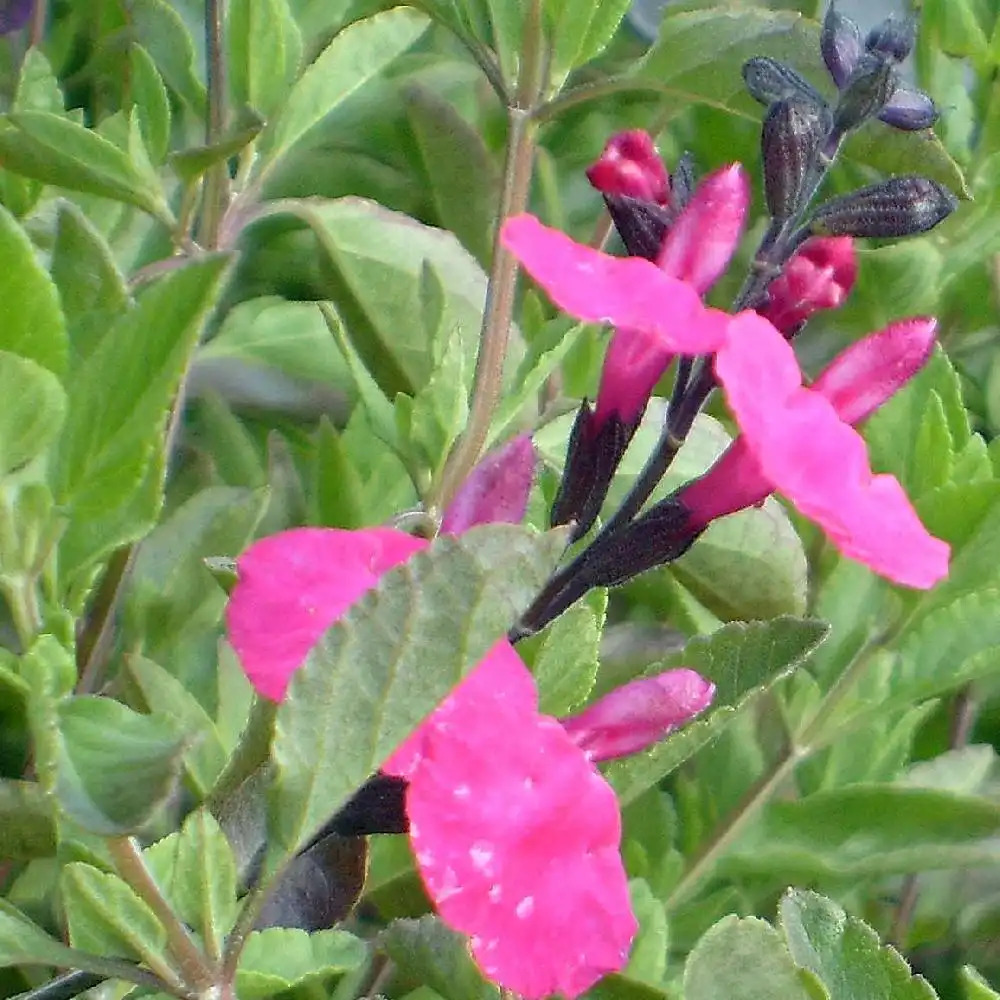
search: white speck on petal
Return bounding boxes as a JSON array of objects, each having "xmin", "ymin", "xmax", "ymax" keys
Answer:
[
  {"xmin": 488, "ymin": 884, "xmax": 502, "ymax": 903},
  {"xmin": 453, "ymin": 783, "xmax": 471, "ymax": 799},
  {"xmin": 469, "ymin": 841, "xmax": 495, "ymax": 874},
  {"xmin": 516, "ymin": 896, "xmax": 535, "ymax": 919}
]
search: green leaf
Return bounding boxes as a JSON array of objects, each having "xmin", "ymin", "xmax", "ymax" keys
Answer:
[
  {"xmin": 130, "ymin": 45, "xmax": 172, "ymax": 163},
  {"xmin": 606, "ymin": 618, "xmax": 828, "ymax": 806},
  {"xmin": 0, "ymin": 352, "xmax": 66, "ymax": 476},
  {"xmin": 61, "ymin": 863, "xmax": 167, "ymax": 964},
  {"xmin": 547, "ymin": 0, "xmax": 631, "ymax": 87},
  {"xmin": 405, "ymin": 85, "xmax": 498, "ymax": 265},
  {"xmin": 256, "ymin": 8, "xmax": 429, "ymax": 177},
  {"xmin": 14, "ymin": 47, "xmax": 63, "ymax": 114},
  {"xmin": 0, "ymin": 780, "xmax": 55, "ymax": 859},
  {"xmin": 269, "ymin": 524, "xmax": 566, "ymax": 859},
  {"xmin": 144, "ymin": 810, "xmax": 238, "ymax": 958},
  {"xmin": 127, "ymin": 656, "xmax": 228, "ymax": 797},
  {"xmin": 199, "ymin": 297, "xmax": 352, "ymax": 393},
  {"xmin": 123, "ymin": 486, "xmax": 269, "ymax": 664},
  {"xmin": 626, "ymin": 880, "xmax": 668, "ymax": 987},
  {"xmin": 131, "ymin": 0, "xmax": 206, "ymax": 111},
  {"xmin": 50, "ymin": 201, "xmax": 129, "ymax": 364},
  {"xmin": 533, "ymin": 588, "xmax": 606, "ymax": 716},
  {"xmin": 380, "ymin": 916, "xmax": 497, "ymax": 1000},
  {"xmin": 910, "ymin": 393, "xmax": 955, "ymax": 496},
  {"xmin": 228, "ymin": 0, "xmax": 303, "ymax": 118},
  {"xmin": 169, "ymin": 115, "xmax": 265, "ymax": 185},
  {"xmin": 55, "ymin": 697, "xmax": 186, "ymax": 835},
  {"xmin": 286, "ymin": 198, "xmax": 512, "ymax": 398},
  {"xmin": 628, "ymin": 8, "xmax": 967, "ymax": 197},
  {"xmin": 237, "ymin": 928, "xmax": 367, "ymax": 1000},
  {"xmin": 962, "ymin": 966, "xmax": 1000, "ymax": 1000},
  {"xmin": 726, "ymin": 787, "xmax": 1000, "ymax": 880},
  {"xmin": 486, "ymin": 319, "xmax": 584, "ymax": 450},
  {"xmin": 0, "ymin": 112, "xmax": 173, "ymax": 223},
  {"xmin": 55, "ymin": 254, "xmax": 230, "ymax": 583},
  {"xmin": 0, "ymin": 899, "xmax": 94, "ymax": 969},
  {"xmin": 779, "ymin": 889, "xmax": 937, "ymax": 999},
  {"xmin": 685, "ymin": 915, "xmax": 815, "ymax": 1000},
  {"xmin": 0, "ymin": 203, "xmax": 67, "ymax": 376}
]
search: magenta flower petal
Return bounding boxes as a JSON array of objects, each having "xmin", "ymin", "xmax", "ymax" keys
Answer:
[
  {"xmin": 441, "ymin": 435, "xmax": 536, "ymax": 535},
  {"xmin": 586, "ymin": 130, "xmax": 670, "ymax": 204},
  {"xmin": 811, "ymin": 316, "xmax": 937, "ymax": 424},
  {"xmin": 561, "ymin": 669, "xmax": 715, "ymax": 762},
  {"xmin": 715, "ymin": 313, "xmax": 949, "ymax": 588},
  {"xmin": 656, "ymin": 163, "xmax": 750, "ymax": 295},
  {"xmin": 594, "ymin": 327, "xmax": 675, "ymax": 427},
  {"xmin": 677, "ymin": 437, "xmax": 772, "ymax": 530},
  {"xmin": 501, "ymin": 214, "xmax": 729, "ymax": 354},
  {"xmin": 388, "ymin": 643, "xmax": 636, "ymax": 999},
  {"xmin": 226, "ymin": 527, "xmax": 427, "ymax": 701}
]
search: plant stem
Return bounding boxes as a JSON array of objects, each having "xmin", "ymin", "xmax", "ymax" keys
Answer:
[
  {"xmin": 29, "ymin": 0, "xmax": 47, "ymax": 47},
  {"xmin": 432, "ymin": 0, "xmax": 543, "ymax": 513},
  {"xmin": 199, "ymin": 0, "xmax": 229, "ymax": 249},
  {"xmin": 107, "ymin": 837, "xmax": 216, "ymax": 993}
]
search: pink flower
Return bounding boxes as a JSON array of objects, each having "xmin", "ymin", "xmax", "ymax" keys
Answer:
[
  {"xmin": 440, "ymin": 435, "xmax": 536, "ymax": 535},
  {"xmin": 679, "ymin": 313, "xmax": 950, "ymax": 588},
  {"xmin": 758, "ymin": 236, "xmax": 858, "ymax": 335},
  {"xmin": 227, "ymin": 516, "xmax": 713, "ymax": 996},
  {"xmin": 562, "ymin": 669, "xmax": 715, "ymax": 761},
  {"xmin": 500, "ymin": 214, "xmax": 731, "ymax": 356},
  {"xmin": 585, "ymin": 130, "xmax": 670, "ymax": 204}
]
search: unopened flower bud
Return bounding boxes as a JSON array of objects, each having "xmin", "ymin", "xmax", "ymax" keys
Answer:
[
  {"xmin": 761, "ymin": 99, "xmax": 831, "ymax": 221},
  {"xmin": 441, "ymin": 435, "xmax": 536, "ymax": 534},
  {"xmin": 759, "ymin": 236, "xmax": 857, "ymax": 335},
  {"xmin": 821, "ymin": 3, "xmax": 862, "ymax": 88},
  {"xmin": 865, "ymin": 14, "xmax": 915, "ymax": 63},
  {"xmin": 879, "ymin": 86, "xmax": 938, "ymax": 131},
  {"xmin": 742, "ymin": 56, "xmax": 826, "ymax": 109},
  {"xmin": 550, "ymin": 401, "xmax": 632, "ymax": 542},
  {"xmin": 669, "ymin": 151, "xmax": 696, "ymax": 210},
  {"xmin": 833, "ymin": 52, "xmax": 897, "ymax": 131},
  {"xmin": 586, "ymin": 130, "xmax": 670, "ymax": 204},
  {"xmin": 561, "ymin": 669, "xmax": 715, "ymax": 762},
  {"xmin": 604, "ymin": 196, "xmax": 672, "ymax": 261},
  {"xmin": 810, "ymin": 175, "xmax": 957, "ymax": 239}
]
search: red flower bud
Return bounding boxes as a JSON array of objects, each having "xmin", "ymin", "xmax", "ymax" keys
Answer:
[
  {"xmin": 586, "ymin": 130, "xmax": 670, "ymax": 205},
  {"xmin": 758, "ymin": 236, "xmax": 857, "ymax": 335}
]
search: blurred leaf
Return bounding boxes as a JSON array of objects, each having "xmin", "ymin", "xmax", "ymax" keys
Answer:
[
  {"xmin": 144, "ymin": 810, "xmax": 238, "ymax": 957},
  {"xmin": 547, "ymin": 0, "xmax": 631, "ymax": 87},
  {"xmin": 405, "ymin": 85, "xmax": 498, "ymax": 265},
  {"xmin": 626, "ymin": 880, "xmax": 668, "ymax": 987},
  {"xmin": 256, "ymin": 8, "xmax": 429, "ymax": 178},
  {"xmin": 962, "ymin": 966, "xmax": 1000, "ymax": 1000},
  {"xmin": 55, "ymin": 697, "xmax": 186, "ymax": 835},
  {"xmin": 381, "ymin": 916, "xmax": 497, "ymax": 1000},
  {"xmin": 127, "ymin": 656, "xmax": 228, "ymax": 797},
  {"xmin": 169, "ymin": 115, "xmax": 265, "ymax": 185},
  {"xmin": 199, "ymin": 297, "xmax": 352, "ymax": 391},
  {"xmin": 533, "ymin": 588, "xmax": 606, "ymax": 716},
  {"xmin": 14, "ymin": 47, "xmax": 62, "ymax": 114},
  {"xmin": 228, "ymin": 0, "xmax": 303, "ymax": 118},
  {"xmin": 726, "ymin": 786, "xmax": 1000, "ymax": 879},
  {"xmin": 779, "ymin": 889, "xmax": 937, "ymax": 999},
  {"xmin": 911, "ymin": 393, "xmax": 955, "ymax": 497},
  {"xmin": 685, "ymin": 915, "xmax": 814, "ymax": 1000},
  {"xmin": 0, "ymin": 113, "xmax": 173, "ymax": 223},
  {"xmin": 606, "ymin": 618, "xmax": 828, "ymax": 805},
  {"xmin": 0, "ymin": 353, "xmax": 66, "ymax": 476},
  {"xmin": 628, "ymin": 8, "xmax": 967, "ymax": 197},
  {"xmin": 50, "ymin": 201, "xmax": 129, "ymax": 364},
  {"xmin": 131, "ymin": 0, "xmax": 207, "ymax": 111},
  {"xmin": 62, "ymin": 863, "xmax": 167, "ymax": 964},
  {"xmin": 236, "ymin": 928, "xmax": 367, "ymax": 1000},
  {"xmin": 0, "ymin": 900, "xmax": 96, "ymax": 969},
  {"xmin": 866, "ymin": 349, "xmax": 971, "ymax": 499},
  {"xmin": 193, "ymin": 392, "xmax": 267, "ymax": 488},
  {"xmin": 0, "ymin": 203, "xmax": 67, "ymax": 377},
  {"xmin": 269, "ymin": 525, "xmax": 566, "ymax": 860},
  {"xmin": 123, "ymin": 486, "xmax": 268, "ymax": 663},
  {"xmin": 0, "ymin": 780, "xmax": 55, "ymax": 860},
  {"xmin": 289, "ymin": 198, "xmax": 512, "ymax": 398},
  {"xmin": 55, "ymin": 255, "xmax": 230, "ymax": 584},
  {"xmin": 130, "ymin": 44, "xmax": 172, "ymax": 163}
]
